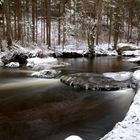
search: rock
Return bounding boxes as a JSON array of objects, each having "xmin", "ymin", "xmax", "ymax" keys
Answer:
[
  {"xmin": 61, "ymin": 73, "xmax": 132, "ymax": 91},
  {"xmin": 1, "ymin": 52, "xmax": 28, "ymax": 67},
  {"xmin": 131, "ymin": 66, "xmax": 140, "ymax": 72},
  {"xmin": 31, "ymin": 69, "xmax": 61, "ymax": 78},
  {"xmin": 5, "ymin": 62, "xmax": 19, "ymax": 68},
  {"xmin": 54, "ymin": 52, "xmax": 84, "ymax": 58},
  {"xmin": 116, "ymin": 43, "xmax": 138, "ymax": 55},
  {"xmin": 132, "ymin": 70, "xmax": 140, "ymax": 85}
]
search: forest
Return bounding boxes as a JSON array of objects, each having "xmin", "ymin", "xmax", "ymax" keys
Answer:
[
  {"xmin": 0, "ymin": 1, "xmax": 140, "ymax": 140},
  {"xmin": 0, "ymin": 0, "xmax": 140, "ymax": 51}
]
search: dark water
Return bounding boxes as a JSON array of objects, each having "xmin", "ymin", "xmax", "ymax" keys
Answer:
[
  {"xmin": 0, "ymin": 56, "xmax": 138, "ymax": 140},
  {"xmin": 57, "ymin": 56, "xmax": 137, "ymax": 75}
]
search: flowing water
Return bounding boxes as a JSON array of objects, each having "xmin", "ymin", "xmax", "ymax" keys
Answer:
[{"xmin": 0, "ymin": 56, "xmax": 138, "ymax": 140}]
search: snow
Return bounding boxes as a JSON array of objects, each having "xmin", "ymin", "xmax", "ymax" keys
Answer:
[
  {"xmin": 31, "ymin": 69, "xmax": 61, "ymax": 78},
  {"xmin": 117, "ymin": 43, "xmax": 139, "ymax": 49},
  {"xmin": 122, "ymin": 50, "xmax": 140, "ymax": 56},
  {"xmin": 0, "ymin": 51, "xmax": 7, "ymax": 59},
  {"xmin": 54, "ymin": 44, "xmax": 88, "ymax": 56},
  {"xmin": 95, "ymin": 44, "xmax": 117, "ymax": 56},
  {"xmin": 5, "ymin": 62, "xmax": 19, "ymax": 68},
  {"xmin": 0, "ymin": 59, "xmax": 3, "ymax": 66},
  {"xmin": 54, "ymin": 43, "xmax": 117, "ymax": 56},
  {"xmin": 100, "ymin": 85, "xmax": 140, "ymax": 140},
  {"xmin": 27, "ymin": 57, "xmax": 58, "ymax": 70},
  {"xmin": 103, "ymin": 71, "xmax": 132, "ymax": 81},
  {"xmin": 116, "ymin": 43, "xmax": 140, "ymax": 56},
  {"xmin": 132, "ymin": 70, "xmax": 140, "ymax": 83},
  {"xmin": 64, "ymin": 71, "xmax": 140, "ymax": 140},
  {"xmin": 99, "ymin": 70, "xmax": 140, "ymax": 140},
  {"xmin": 127, "ymin": 56, "xmax": 140, "ymax": 63},
  {"xmin": 64, "ymin": 135, "xmax": 83, "ymax": 140},
  {"xmin": 1, "ymin": 42, "xmax": 140, "ymax": 140}
]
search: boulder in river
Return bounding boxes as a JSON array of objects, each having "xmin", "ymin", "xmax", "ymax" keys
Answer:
[
  {"xmin": 1, "ymin": 52, "xmax": 28, "ymax": 67},
  {"xmin": 31, "ymin": 69, "xmax": 61, "ymax": 78},
  {"xmin": 60, "ymin": 73, "xmax": 132, "ymax": 91}
]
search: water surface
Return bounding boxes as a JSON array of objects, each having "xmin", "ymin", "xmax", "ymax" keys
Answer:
[{"xmin": 0, "ymin": 56, "xmax": 137, "ymax": 140}]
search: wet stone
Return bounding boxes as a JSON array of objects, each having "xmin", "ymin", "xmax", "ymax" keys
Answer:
[{"xmin": 60, "ymin": 73, "xmax": 132, "ymax": 91}]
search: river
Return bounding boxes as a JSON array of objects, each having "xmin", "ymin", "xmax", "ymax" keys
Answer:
[{"xmin": 0, "ymin": 56, "xmax": 138, "ymax": 140}]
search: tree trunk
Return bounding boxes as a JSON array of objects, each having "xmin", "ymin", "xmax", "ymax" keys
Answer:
[
  {"xmin": 96, "ymin": 0, "xmax": 103, "ymax": 45},
  {"xmin": 3, "ymin": 0, "xmax": 13, "ymax": 49},
  {"xmin": 32, "ymin": 0, "xmax": 35, "ymax": 42},
  {"xmin": 45, "ymin": 0, "xmax": 51, "ymax": 48}
]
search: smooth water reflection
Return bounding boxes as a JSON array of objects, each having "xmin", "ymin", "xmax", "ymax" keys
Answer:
[{"xmin": 57, "ymin": 56, "xmax": 137, "ymax": 74}]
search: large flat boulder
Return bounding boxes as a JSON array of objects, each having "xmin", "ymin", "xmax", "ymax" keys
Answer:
[{"xmin": 61, "ymin": 73, "xmax": 132, "ymax": 91}]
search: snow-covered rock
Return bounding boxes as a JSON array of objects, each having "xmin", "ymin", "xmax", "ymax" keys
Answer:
[
  {"xmin": 27, "ymin": 57, "xmax": 58, "ymax": 70},
  {"xmin": 116, "ymin": 43, "xmax": 139, "ymax": 55},
  {"xmin": 117, "ymin": 43, "xmax": 138, "ymax": 50},
  {"xmin": 122, "ymin": 50, "xmax": 140, "ymax": 56},
  {"xmin": 51, "ymin": 62, "xmax": 70, "ymax": 68},
  {"xmin": 0, "ymin": 51, "xmax": 7, "ymax": 59},
  {"xmin": 132, "ymin": 70, "xmax": 140, "ymax": 83},
  {"xmin": 1, "ymin": 50, "xmax": 28, "ymax": 67},
  {"xmin": 5, "ymin": 62, "xmax": 19, "ymax": 68},
  {"xmin": 103, "ymin": 72, "xmax": 132, "ymax": 81},
  {"xmin": 65, "ymin": 135, "xmax": 83, "ymax": 140},
  {"xmin": 0, "ymin": 59, "xmax": 3, "ymax": 66},
  {"xmin": 61, "ymin": 73, "xmax": 131, "ymax": 91},
  {"xmin": 54, "ymin": 44, "xmax": 88, "ymax": 57},
  {"xmin": 54, "ymin": 43, "xmax": 117, "ymax": 57},
  {"xmin": 127, "ymin": 56, "xmax": 140, "ymax": 63},
  {"xmin": 95, "ymin": 44, "xmax": 117, "ymax": 56},
  {"xmin": 31, "ymin": 69, "xmax": 61, "ymax": 78}
]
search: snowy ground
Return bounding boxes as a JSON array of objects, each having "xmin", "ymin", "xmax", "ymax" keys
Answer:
[
  {"xmin": 54, "ymin": 43, "xmax": 118, "ymax": 56},
  {"xmin": 53, "ymin": 43, "xmax": 140, "ymax": 56}
]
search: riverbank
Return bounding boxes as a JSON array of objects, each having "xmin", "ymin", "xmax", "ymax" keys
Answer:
[
  {"xmin": 100, "ymin": 83, "xmax": 140, "ymax": 140},
  {"xmin": 65, "ymin": 88, "xmax": 140, "ymax": 140}
]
